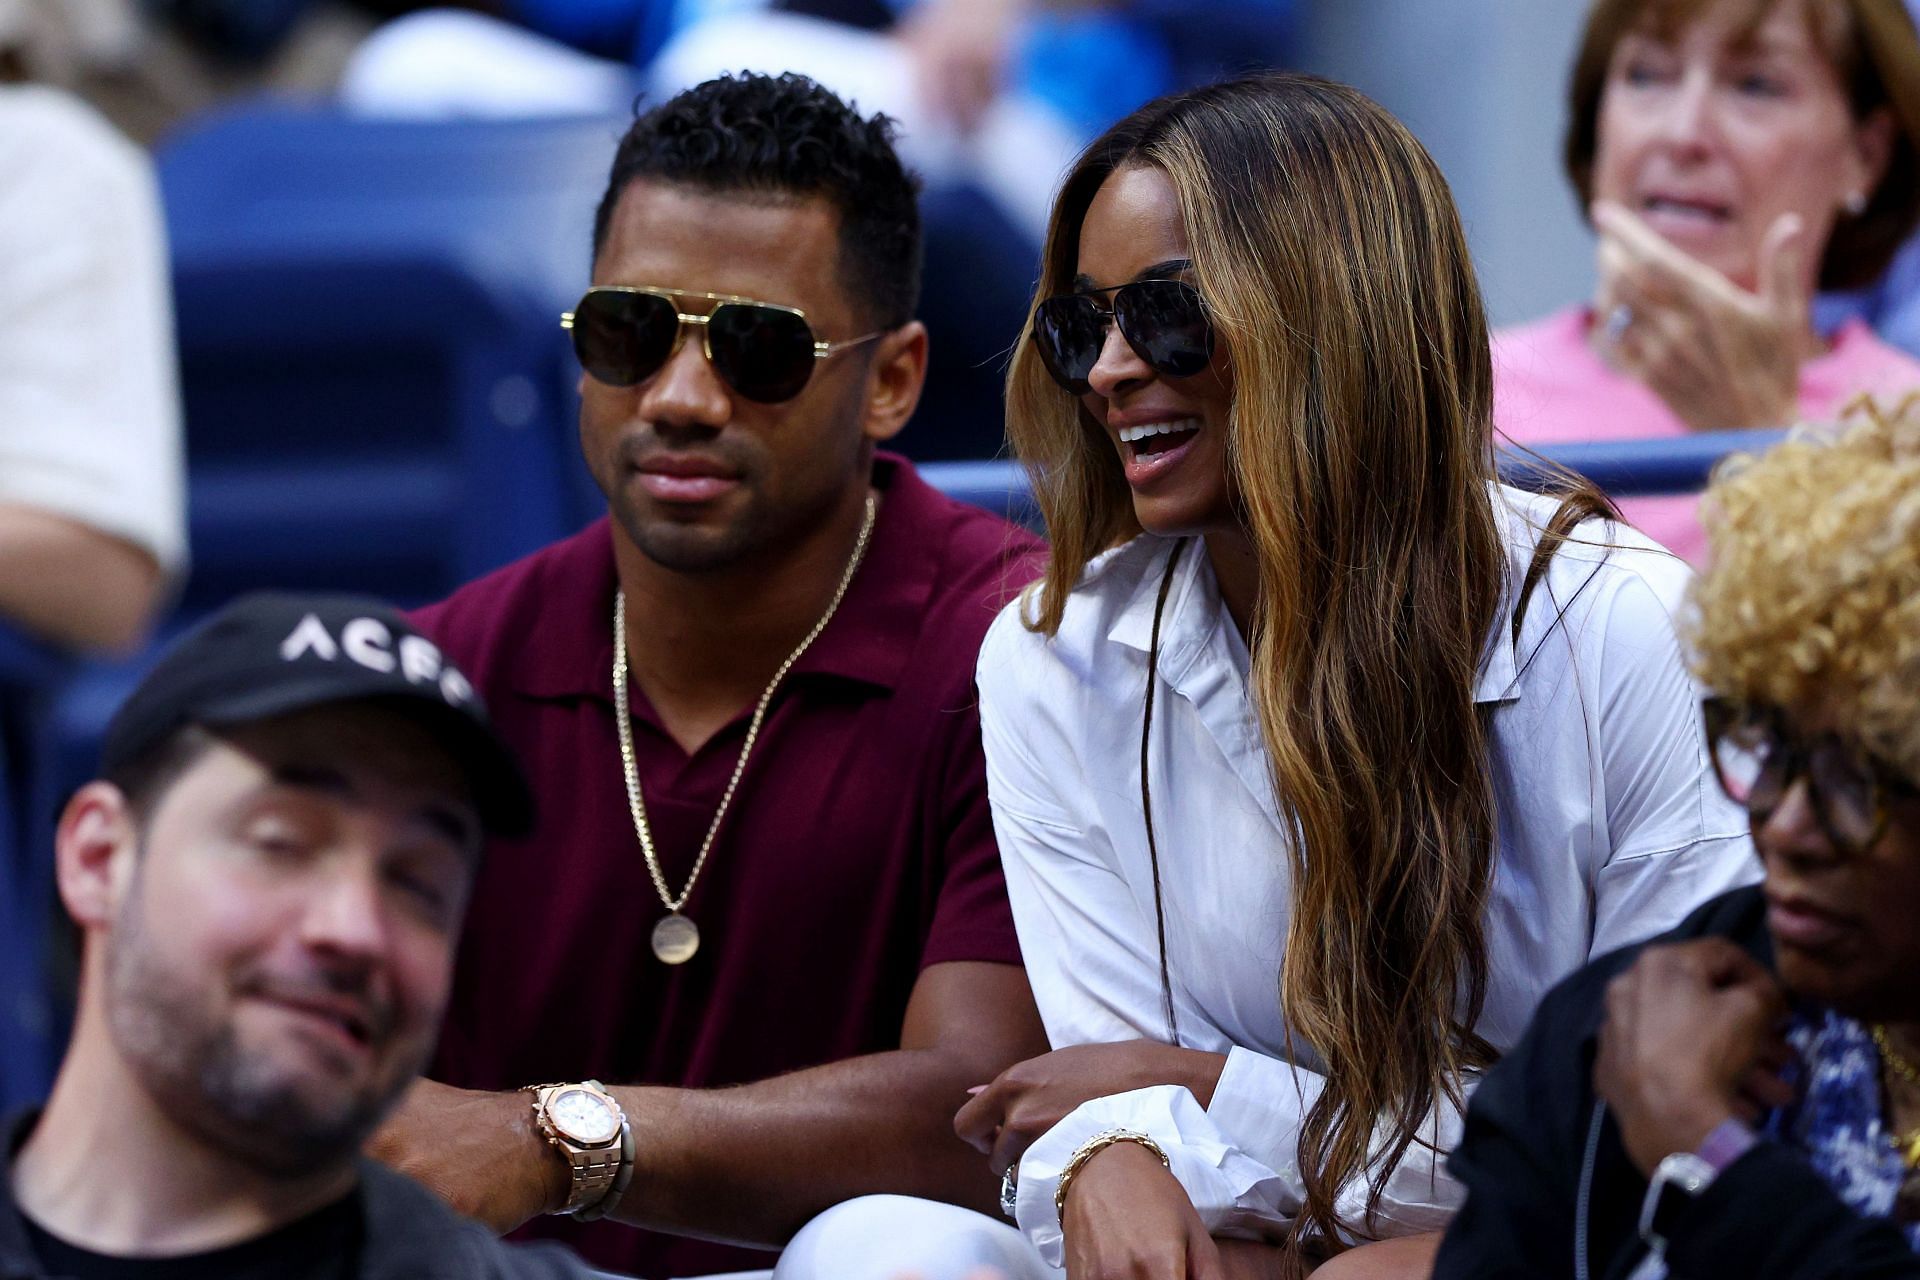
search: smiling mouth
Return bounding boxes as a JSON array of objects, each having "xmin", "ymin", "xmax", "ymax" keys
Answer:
[
  {"xmin": 1642, "ymin": 195, "xmax": 1732, "ymax": 225},
  {"xmin": 1119, "ymin": 418, "xmax": 1201, "ymax": 460},
  {"xmin": 260, "ymin": 996, "xmax": 376, "ymax": 1053}
]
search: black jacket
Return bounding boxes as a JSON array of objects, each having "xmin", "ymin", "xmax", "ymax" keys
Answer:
[
  {"xmin": 1433, "ymin": 886, "xmax": 1920, "ymax": 1280},
  {"xmin": 0, "ymin": 1113, "xmax": 599, "ymax": 1280}
]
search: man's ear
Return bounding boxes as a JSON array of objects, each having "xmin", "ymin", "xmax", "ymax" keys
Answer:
[
  {"xmin": 56, "ymin": 782, "xmax": 140, "ymax": 932},
  {"xmin": 860, "ymin": 320, "xmax": 930, "ymax": 444}
]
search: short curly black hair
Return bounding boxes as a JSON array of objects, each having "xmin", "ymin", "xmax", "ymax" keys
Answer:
[{"xmin": 592, "ymin": 72, "xmax": 923, "ymax": 328}]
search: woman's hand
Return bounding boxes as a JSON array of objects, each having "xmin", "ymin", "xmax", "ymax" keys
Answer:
[
  {"xmin": 1592, "ymin": 201, "xmax": 1811, "ymax": 432},
  {"xmin": 1061, "ymin": 1141, "xmax": 1229, "ymax": 1280},
  {"xmin": 954, "ymin": 1041, "xmax": 1228, "ymax": 1175},
  {"xmin": 1592, "ymin": 938, "xmax": 1796, "ymax": 1177}
]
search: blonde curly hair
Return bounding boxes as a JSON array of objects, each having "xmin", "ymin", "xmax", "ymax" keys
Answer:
[{"xmin": 1691, "ymin": 393, "xmax": 1920, "ymax": 779}]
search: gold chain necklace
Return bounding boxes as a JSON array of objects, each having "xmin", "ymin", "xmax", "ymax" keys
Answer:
[
  {"xmin": 1872, "ymin": 1024, "xmax": 1920, "ymax": 1168},
  {"xmin": 613, "ymin": 492, "xmax": 877, "ymax": 964}
]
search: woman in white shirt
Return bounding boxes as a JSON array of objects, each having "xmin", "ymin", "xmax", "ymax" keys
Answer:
[{"xmin": 957, "ymin": 73, "xmax": 1758, "ymax": 1277}]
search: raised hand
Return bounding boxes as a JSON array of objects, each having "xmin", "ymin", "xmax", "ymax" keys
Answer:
[
  {"xmin": 1592, "ymin": 200, "xmax": 1812, "ymax": 432},
  {"xmin": 1592, "ymin": 938, "xmax": 1795, "ymax": 1177},
  {"xmin": 954, "ymin": 1041, "xmax": 1227, "ymax": 1177}
]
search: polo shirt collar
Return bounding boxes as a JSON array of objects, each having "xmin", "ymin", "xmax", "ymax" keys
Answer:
[{"xmin": 510, "ymin": 452, "xmax": 933, "ymax": 702}]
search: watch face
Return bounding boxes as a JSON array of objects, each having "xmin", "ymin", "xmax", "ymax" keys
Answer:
[{"xmin": 549, "ymin": 1088, "xmax": 620, "ymax": 1145}]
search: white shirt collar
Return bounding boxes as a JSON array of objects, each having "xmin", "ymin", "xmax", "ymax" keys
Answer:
[{"xmin": 1098, "ymin": 485, "xmax": 1544, "ymax": 709}]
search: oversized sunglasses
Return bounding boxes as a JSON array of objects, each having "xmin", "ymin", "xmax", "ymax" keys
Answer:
[
  {"xmin": 1030, "ymin": 279, "xmax": 1216, "ymax": 396},
  {"xmin": 562, "ymin": 286, "xmax": 884, "ymax": 404},
  {"xmin": 1703, "ymin": 697, "xmax": 1920, "ymax": 854}
]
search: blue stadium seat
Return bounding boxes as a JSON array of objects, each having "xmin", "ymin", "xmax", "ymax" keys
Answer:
[
  {"xmin": 919, "ymin": 430, "xmax": 1795, "ymax": 522},
  {"xmin": 157, "ymin": 101, "xmax": 628, "ymax": 609},
  {"xmin": 12, "ymin": 108, "xmax": 645, "ymax": 1053},
  {"xmin": 0, "ymin": 623, "xmax": 72, "ymax": 1113}
]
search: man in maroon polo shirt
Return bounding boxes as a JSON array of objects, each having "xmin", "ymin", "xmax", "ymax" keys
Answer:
[{"xmin": 365, "ymin": 71, "xmax": 1050, "ymax": 1280}]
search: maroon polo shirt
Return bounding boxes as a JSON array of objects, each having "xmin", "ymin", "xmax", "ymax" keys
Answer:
[{"xmin": 411, "ymin": 454, "xmax": 1043, "ymax": 1279}]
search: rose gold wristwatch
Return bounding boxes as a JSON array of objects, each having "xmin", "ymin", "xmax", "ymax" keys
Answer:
[{"xmin": 525, "ymin": 1080, "xmax": 628, "ymax": 1216}]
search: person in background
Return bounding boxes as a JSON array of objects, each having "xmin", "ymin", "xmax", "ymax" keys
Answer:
[
  {"xmin": 337, "ymin": 0, "xmax": 1297, "ymax": 462},
  {"xmin": 956, "ymin": 72, "xmax": 1754, "ymax": 1280},
  {"xmin": 0, "ymin": 81, "xmax": 184, "ymax": 654},
  {"xmin": 1494, "ymin": 0, "xmax": 1920, "ymax": 564},
  {"xmin": 1434, "ymin": 395, "xmax": 1920, "ymax": 1278},
  {"xmin": 1827, "ymin": 221, "xmax": 1920, "ymax": 356},
  {"xmin": 368, "ymin": 72, "xmax": 1050, "ymax": 1280},
  {"xmin": 2, "ymin": 591, "xmax": 599, "ymax": 1280}
]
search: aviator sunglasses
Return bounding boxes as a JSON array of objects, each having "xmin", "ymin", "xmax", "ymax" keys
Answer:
[
  {"xmin": 1030, "ymin": 278, "xmax": 1216, "ymax": 395},
  {"xmin": 1703, "ymin": 697, "xmax": 1920, "ymax": 854},
  {"xmin": 563, "ymin": 286, "xmax": 884, "ymax": 404}
]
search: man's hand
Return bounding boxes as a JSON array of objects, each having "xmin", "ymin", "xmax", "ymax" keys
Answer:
[
  {"xmin": 1593, "ymin": 939, "xmax": 1796, "ymax": 1177},
  {"xmin": 1592, "ymin": 200, "xmax": 1810, "ymax": 432},
  {"xmin": 1062, "ymin": 1141, "xmax": 1227, "ymax": 1280},
  {"xmin": 954, "ymin": 1041, "xmax": 1227, "ymax": 1176},
  {"xmin": 365, "ymin": 1079, "xmax": 567, "ymax": 1233}
]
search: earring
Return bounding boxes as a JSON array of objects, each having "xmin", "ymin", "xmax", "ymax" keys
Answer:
[{"xmin": 1844, "ymin": 190, "xmax": 1869, "ymax": 217}]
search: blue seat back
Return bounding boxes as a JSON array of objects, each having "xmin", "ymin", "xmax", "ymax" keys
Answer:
[
  {"xmin": 159, "ymin": 103, "xmax": 626, "ymax": 608},
  {"xmin": 0, "ymin": 625, "xmax": 72, "ymax": 1112}
]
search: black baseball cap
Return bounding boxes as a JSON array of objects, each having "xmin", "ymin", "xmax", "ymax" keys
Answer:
[{"xmin": 102, "ymin": 592, "xmax": 534, "ymax": 837}]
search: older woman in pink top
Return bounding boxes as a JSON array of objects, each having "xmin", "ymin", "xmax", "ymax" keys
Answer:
[{"xmin": 1495, "ymin": 0, "xmax": 1920, "ymax": 563}]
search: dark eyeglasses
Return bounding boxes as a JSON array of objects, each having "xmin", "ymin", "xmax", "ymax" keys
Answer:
[
  {"xmin": 1703, "ymin": 697, "xmax": 1920, "ymax": 853},
  {"xmin": 1030, "ymin": 279, "xmax": 1216, "ymax": 396},
  {"xmin": 562, "ymin": 286, "xmax": 884, "ymax": 404}
]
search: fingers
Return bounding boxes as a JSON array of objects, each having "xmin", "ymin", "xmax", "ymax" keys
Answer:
[
  {"xmin": 1188, "ymin": 1231, "xmax": 1229, "ymax": 1280},
  {"xmin": 1635, "ymin": 938, "xmax": 1761, "ymax": 988},
  {"xmin": 1594, "ymin": 200, "xmax": 1741, "ymax": 307},
  {"xmin": 989, "ymin": 1116, "xmax": 1040, "ymax": 1179},
  {"xmin": 1758, "ymin": 211, "xmax": 1809, "ymax": 319},
  {"xmin": 954, "ymin": 1079, "xmax": 1006, "ymax": 1152}
]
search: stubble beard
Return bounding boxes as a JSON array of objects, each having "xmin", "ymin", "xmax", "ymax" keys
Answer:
[{"xmin": 104, "ymin": 892, "xmax": 410, "ymax": 1180}]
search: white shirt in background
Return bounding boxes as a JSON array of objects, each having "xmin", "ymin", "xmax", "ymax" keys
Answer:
[
  {"xmin": 0, "ymin": 85, "xmax": 186, "ymax": 580},
  {"xmin": 976, "ymin": 484, "xmax": 1758, "ymax": 1260}
]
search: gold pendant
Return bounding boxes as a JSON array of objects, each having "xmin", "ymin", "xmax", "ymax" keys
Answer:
[{"xmin": 651, "ymin": 913, "xmax": 700, "ymax": 965}]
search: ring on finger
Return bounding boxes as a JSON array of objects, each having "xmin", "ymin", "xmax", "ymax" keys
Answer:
[{"xmin": 1603, "ymin": 302, "xmax": 1634, "ymax": 346}]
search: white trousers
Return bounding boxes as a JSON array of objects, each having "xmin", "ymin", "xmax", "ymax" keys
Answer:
[{"xmin": 768, "ymin": 1194, "xmax": 1058, "ymax": 1280}]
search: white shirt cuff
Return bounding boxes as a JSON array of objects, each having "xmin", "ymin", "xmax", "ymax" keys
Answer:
[{"xmin": 1012, "ymin": 1085, "xmax": 1297, "ymax": 1267}]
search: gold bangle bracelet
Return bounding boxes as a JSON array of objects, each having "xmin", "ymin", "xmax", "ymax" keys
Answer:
[{"xmin": 1053, "ymin": 1128, "xmax": 1171, "ymax": 1223}]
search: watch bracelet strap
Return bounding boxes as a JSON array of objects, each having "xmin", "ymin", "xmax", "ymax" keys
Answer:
[
  {"xmin": 1637, "ymin": 1131, "xmax": 1747, "ymax": 1254},
  {"xmin": 524, "ymin": 1080, "xmax": 630, "ymax": 1217},
  {"xmin": 560, "ymin": 1137, "xmax": 624, "ymax": 1216},
  {"xmin": 1695, "ymin": 1118, "xmax": 1758, "ymax": 1173},
  {"xmin": 572, "ymin": 1118, "xmax": 636, "ymax": 1222}
]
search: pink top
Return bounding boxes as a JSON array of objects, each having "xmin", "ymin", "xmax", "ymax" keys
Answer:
[{"xmin": 1492, "ymin": 307, "xmax": 1920, "ymax": 563}]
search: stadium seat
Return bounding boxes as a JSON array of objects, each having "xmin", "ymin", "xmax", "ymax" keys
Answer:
[
  {"xmin": 43, "ymin": 100, "xmax": 634, "ymax": 787},
  {"xmin": 0, "ymin": 623, "xmax": 72, "ymax": 1113},
  {"xmin": 157, "ymin": 100, "xmax": 627, "ymax": 609}
]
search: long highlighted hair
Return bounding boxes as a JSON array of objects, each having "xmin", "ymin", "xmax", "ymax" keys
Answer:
[{"xmin": 1006, "ymin": 73, "xmax": 1509, "ymax": 1242}]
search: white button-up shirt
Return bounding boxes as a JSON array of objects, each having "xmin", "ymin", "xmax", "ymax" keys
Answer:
[{"xmin": 976, "ymin": 485, "xmax": 1758, "ymax": 1260}]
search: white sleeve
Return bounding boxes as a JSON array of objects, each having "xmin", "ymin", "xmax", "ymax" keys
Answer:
[
  {"xmin": 1585, "ymin": 563, "xmax": 1758, "ymax": 956},
  {"xmin": 979, "ymin": 611, "xmax": 1464, "ymax": 1258},
  {"xmin": 0, "ymin": 89, "xmax": 187, "ymax": 575},
  {"xmin": 978, "ymin": 606, "xmax": 1192, "ymax": 1046},
  {"xmin": 1011, "ymin": 1065, "xmax": 1475, "ymax": 1265}
]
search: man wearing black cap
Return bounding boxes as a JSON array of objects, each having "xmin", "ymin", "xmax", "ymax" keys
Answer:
[{"xmin": 0, "ymin": 592, "xmax": 597, "ymax": 1279}]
